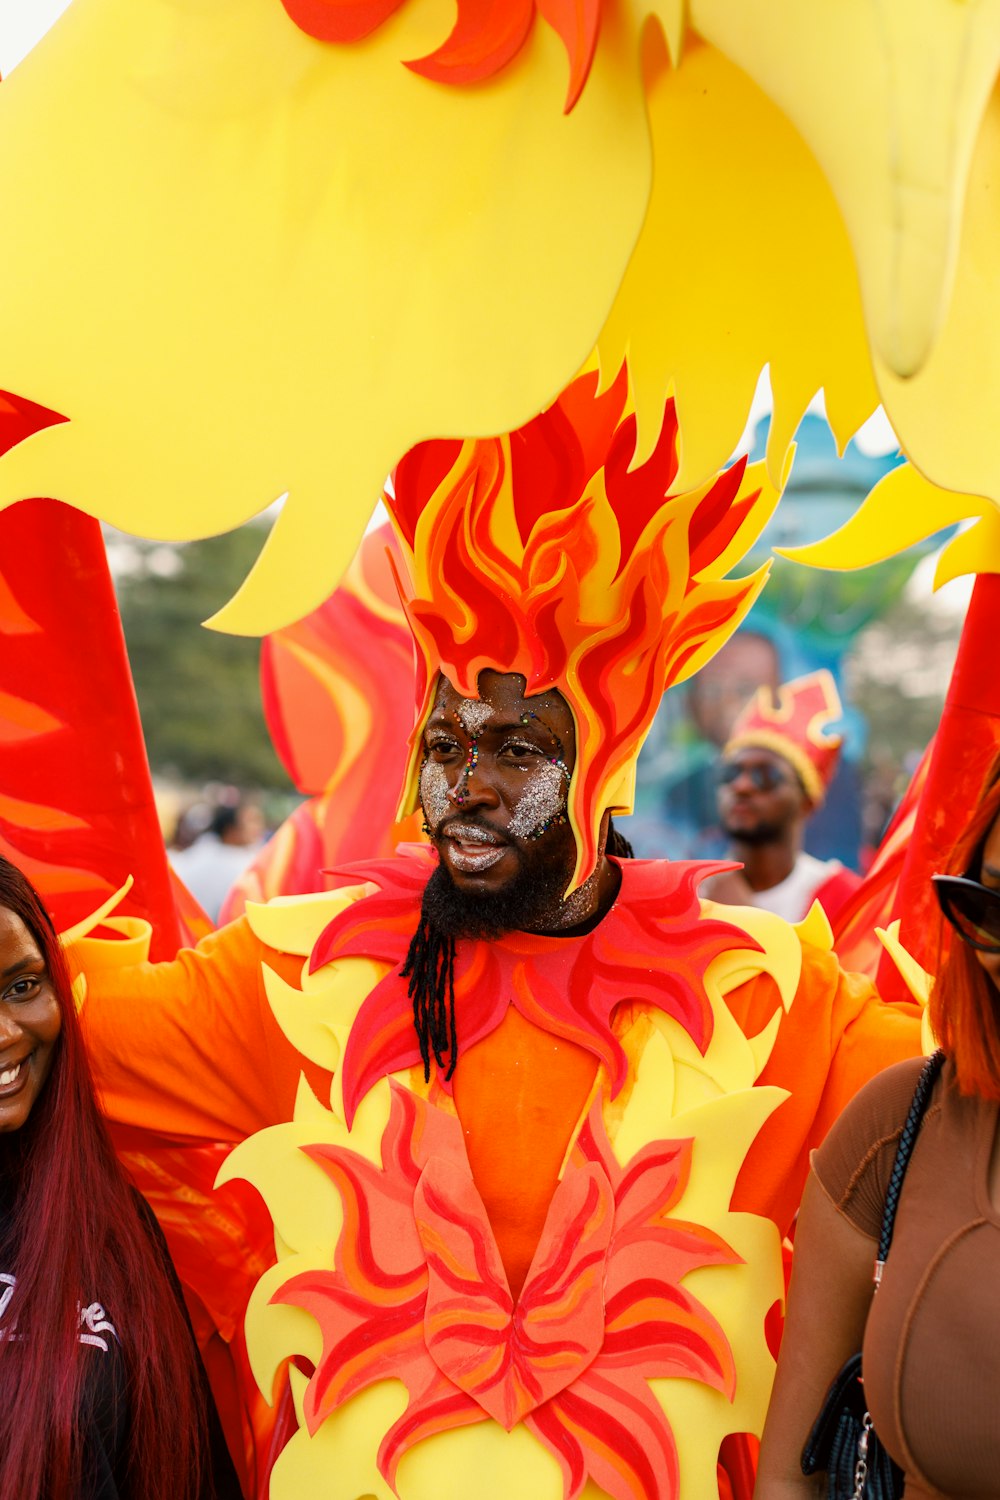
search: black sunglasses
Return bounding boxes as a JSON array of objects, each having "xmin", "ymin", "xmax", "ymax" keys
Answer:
[
  {"xmin": 717, "ymin": 762, "xmax": 790, "ymax": 792},
  {"xmin": 932, "ymin": 871, "xmax": 1000, "ymax": 953}
]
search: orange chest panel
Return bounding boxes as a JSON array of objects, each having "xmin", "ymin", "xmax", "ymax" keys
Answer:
[{"xmin": 450, "ymin": 1006, "xmax": 599, "ymax": 1301}]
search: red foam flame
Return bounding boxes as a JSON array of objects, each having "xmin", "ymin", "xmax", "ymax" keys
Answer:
[{"xmin": 278, "ymin": 0, "xmax": 603, "ymax": 113}]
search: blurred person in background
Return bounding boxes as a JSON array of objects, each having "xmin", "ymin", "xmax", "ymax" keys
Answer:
[
  {"xmin": 170, "ymin": 798, "xmax": 266, "ymax": 922},
  {"xmin": 703, "ymin": 671, "xmax": 862, "ymax": 926}
]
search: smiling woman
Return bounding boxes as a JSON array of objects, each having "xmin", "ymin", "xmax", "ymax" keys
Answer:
[
  {"xmin": 0, "ymin": 857, "xmax": 240, "ymax": 1499},
  {"xmin": 0, "ymin": 906, "xmax": 61, "ymax": 1131}
]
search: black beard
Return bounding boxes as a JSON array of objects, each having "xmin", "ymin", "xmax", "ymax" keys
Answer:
[
  {"xmin": 420, "ymin": 858, "xmax": 571, "ymax": 941},
  {"xmin": 722, "ymin": 818, "xmax": 786, "ymax": 847}
]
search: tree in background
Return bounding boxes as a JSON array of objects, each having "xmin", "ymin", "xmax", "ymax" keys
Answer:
[{"xmin": 111, "ymin": 524, "xmax": 290, "ymax": 790}]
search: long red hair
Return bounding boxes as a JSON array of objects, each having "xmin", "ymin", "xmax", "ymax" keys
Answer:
[
  {"xmin": 930, "ymin": 751, "xmax": 1000, "ymax": 1101},
  {"xmin": 0, "ymin": 857, "xmax": 209, "ymax": 1499}
]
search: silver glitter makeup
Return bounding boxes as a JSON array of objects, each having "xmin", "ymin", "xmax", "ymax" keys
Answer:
[
  {"xmin": 506, "ymin": 760, "xmax": 569, "ymax": 839},
  {"xmin": 548, "ymin": 877, "xmax": 597, "ymax": 928},
  {"xmin": 455, "ymin": 698, "xmax": 493, "ymax": 735},
  {"xmin": 528, "ymin": 862, "xmax": 604, "ymax": 932},
  {"xmin": 419, "ymin": 759, "xmax": 452, "ymax": 831}
]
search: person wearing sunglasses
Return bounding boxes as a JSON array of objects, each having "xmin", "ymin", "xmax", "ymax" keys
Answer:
[
  {"xmin": 702, "ymin": 671, "xmax": 862, "ymax": 925},
  {"xmin": 755, "ymin": 751, "xmax": 1000, "ymax": 1497}
]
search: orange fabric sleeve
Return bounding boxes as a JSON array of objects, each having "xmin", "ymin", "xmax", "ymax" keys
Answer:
[
  {"xmin": 727, "ymin": 941, "xmax": 922, "ymax": 1236},
  {"xmin": 76, "ymin": 916, "xmax": 332, "ymax": 1143}
]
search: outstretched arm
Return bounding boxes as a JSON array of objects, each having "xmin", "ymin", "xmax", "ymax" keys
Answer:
[
  {"xmin": 73, "ymin": 914, "xmax": 316, "ymax": 1142},
  {"xmin": 754, "ymin": 1170, "xmax": 876, "ymax": 1498}
]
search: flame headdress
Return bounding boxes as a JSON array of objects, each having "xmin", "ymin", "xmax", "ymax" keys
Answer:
[{"xmin": 386, "ymin": 369, "xmax": 784, "ymax": 891}]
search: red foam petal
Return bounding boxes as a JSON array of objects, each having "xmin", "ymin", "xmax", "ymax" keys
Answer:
[
  {"xmin": 0, "ymin": 388, "xmax": 66, "ymax": 458},
  {"xmin": 279, "ymin": 0, "xmax": 406, "ymax": 43},
  {"xmin": 406, "ymin": 0, "xmax": 535, "ymax": 85},
  {"xmin": 537, "ymin": 0, "xmax": 602, "ymax": 111}
]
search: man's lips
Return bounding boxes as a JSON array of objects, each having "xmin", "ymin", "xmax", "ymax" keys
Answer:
[
  {"xmin": 443, "ymin": 822, "xmax": 506, "ymax": 846},
  {"xmin": 440, "ymin": 822, "xmax": 509, "ymax": 872}
]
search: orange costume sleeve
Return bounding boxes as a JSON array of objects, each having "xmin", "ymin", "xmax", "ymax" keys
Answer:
[
  {"xmin": 74, "ymin": 911, "xmax": 923, "ymax": 1232},
  {"xmin": 727, "ymin": 940, "xmax": 923, "ymax": 1235},
  {"xmin": 74, "ymin": 916, "xmax": 333, "ymax": 1143}
]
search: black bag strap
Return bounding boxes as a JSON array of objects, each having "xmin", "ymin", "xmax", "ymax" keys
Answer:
[{"xmin": 874, "ymin": 1049, "xmax": 945, "ymax": 1284}]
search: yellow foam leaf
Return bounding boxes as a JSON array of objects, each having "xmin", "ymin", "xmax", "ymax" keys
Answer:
[
  {"xmin": 872, "ymin": 76, "xmax": 1000, "ymax": 512},
  {"xmin": 243, "ymin": 1259, "xmax": 326, "ymax": 1400},
  {"xmin": 933, "ymin": 509, "xmax": 1000, "ymax": 588},
  {"xmin": 778, "ymin": 460, "xmax": 990, "ymax": 573},
  {"xmin": 261, "ymin": 963, "xmax": 343, "ymax": 1076},
  {"xmin": 652, "ymin": 1210, "xmax": 781, "ymax": 1489},
  {"xmin": 245, "ymin": 887, "xmax": 366, "ymax": 956},
  {"xmin": 688, "ymin": 0, "xmax": 1000, "ymax": 379},
  {"xmin": 875, "ymin": 920, "xmax": 932, "ymax": 1007},
  {"xmin": 794, "ymin": 900, "xmax": 834, "ymax": 954},
  {"xmin": 702, "ymin": 902, "xmax": 803, "ymax": 1014},
  {"xmin": 597, "ymin": 28, "xmax": 878, "ymax": 492},
  {"xmin": 0, "ymin": 0, "xmax": 650, "ymax": 635},
  {"xmin": 218, "ymin": 1115, "xmax": 348, "ymax": 1258},
  {"xmin": 271, "ymin": 1369, "xmax": 403, "ymax": 1500}
]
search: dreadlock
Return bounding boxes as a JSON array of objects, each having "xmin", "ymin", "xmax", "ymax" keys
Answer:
[
  {"xmin": 606, "ymin": 817, "xmax": 635, "ymax": 860},
  {"xmin": 402, "ymin": 819, "xmax": 634, "ymax": 1080},
  {"xmin": 401, "ymin": 914, "xmax": 458, "ymax": 1083}
]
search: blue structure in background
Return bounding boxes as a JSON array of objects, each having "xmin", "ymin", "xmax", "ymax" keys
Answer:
[{"xmin": 620, "ymin": 414, "xmax": 942, "ymax": 868}]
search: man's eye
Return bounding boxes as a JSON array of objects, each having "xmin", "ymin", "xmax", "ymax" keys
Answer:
[
  {"xmin": 425, "ymin": 738, "xmax": 461, "ymax": 760},
  {"xmin": 500, "ymin": 741, "xmax": 543, "ymax": 763}
]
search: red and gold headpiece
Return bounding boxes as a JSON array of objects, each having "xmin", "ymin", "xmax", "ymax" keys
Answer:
[
  {"xmin": 386, "ymin": 369, "xmax": 783, "ymax": 891},
  {"xmin": 725, "ymin": 669, "xmax": 844, "ymax": 804}
]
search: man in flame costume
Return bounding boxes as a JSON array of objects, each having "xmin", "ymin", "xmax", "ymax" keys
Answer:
[{"xmin": 72, "ymin": 373, "xmax": 921, "ymax": 1500}]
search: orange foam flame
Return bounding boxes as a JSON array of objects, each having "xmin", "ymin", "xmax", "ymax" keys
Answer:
[
  {"xmin": 278, "ymin": 0, "xmax": 602, "ymax": 113},
  {"xmin": 387, "ymin": 369, "xmax": 778, "ymax": 891}
]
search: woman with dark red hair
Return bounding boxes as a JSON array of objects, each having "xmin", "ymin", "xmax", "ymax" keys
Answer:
[
  {"xmin": 756, "ymin": 753, "xmax": 1000, "ymax": 1496},
  {"xmin": 0, "ymin": 855, "xmax": 239, "ymax": 1499}
]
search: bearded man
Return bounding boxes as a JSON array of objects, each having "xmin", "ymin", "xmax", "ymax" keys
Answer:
[{"xmin": 72, "ymin": 370, "xmax": 921, "ymax": 1500}]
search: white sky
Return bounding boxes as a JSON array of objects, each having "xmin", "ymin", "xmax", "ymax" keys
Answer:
[{"xmin": 0, "ymin": 0, "xmax": 70, "ymax": 74}]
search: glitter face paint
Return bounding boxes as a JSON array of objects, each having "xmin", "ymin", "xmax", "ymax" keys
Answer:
[
  {"xmin": 506, "ymin": 758, "xmax": 570, "ymax": 839},
  {"xmin": 419, "ymin": 758, "xmax": 452, "ymax": 832},
  {"xmin": 454, "ymin": 698, "xmax": 493, "ymax": 736},
  {"xmin": 537, "ymin": 864, "xmax": 604, "ymax": 930},
  {"xmin": 445, "ymin": 731, "xmax": 479, "ymax": 808}
]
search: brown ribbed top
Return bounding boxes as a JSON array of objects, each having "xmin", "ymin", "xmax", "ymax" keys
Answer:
[{"xmin": 814, "ymin": 1056, "xmax": 1000, "ymax": 1498}]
